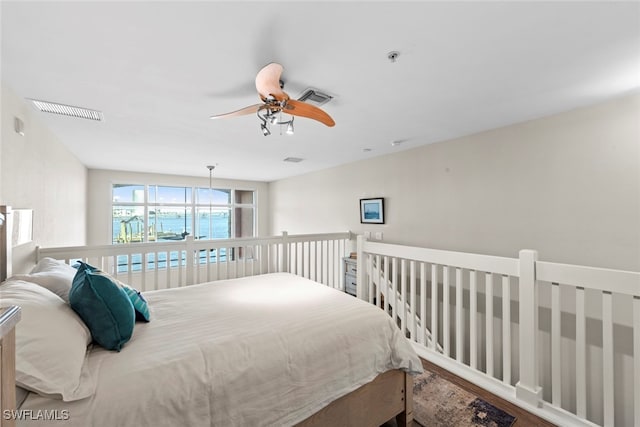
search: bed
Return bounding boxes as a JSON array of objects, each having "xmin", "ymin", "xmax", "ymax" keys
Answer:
[{"xmin": 0, "ymin": 206, "xmax": 422, "ymax": 427}]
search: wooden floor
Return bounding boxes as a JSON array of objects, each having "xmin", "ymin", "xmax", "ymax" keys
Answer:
[{"xmin": 414, "ymin": 358, "xmax": 555, "ymax": 427}]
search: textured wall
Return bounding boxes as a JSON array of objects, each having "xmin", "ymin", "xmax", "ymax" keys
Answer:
[
  {"xmin": 270, "ymin": 93, "xmax": 640, "ymax": 271},
  {"xmin": 1, "ymin": 85, "xmax": 87, "ymax": 247}
]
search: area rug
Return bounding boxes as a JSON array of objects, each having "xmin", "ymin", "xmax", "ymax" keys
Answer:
[{"xmin": 413, "ymin": 369, "xmax": 516, "ymax": 427}]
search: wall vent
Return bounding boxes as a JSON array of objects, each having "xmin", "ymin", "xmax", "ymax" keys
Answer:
[
  {"xmin": 29, "ymin": 99, "xmax": 104, "ymax": 121},
  {"xmin": 283, "ymin": 157, "xmax": 304, "ymax": 163},
  {"xmin": 297, "ymin": 88, "xmax": 332, "ymax": 106}
]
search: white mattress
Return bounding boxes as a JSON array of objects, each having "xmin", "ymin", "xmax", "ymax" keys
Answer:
[{"xmin": 19, "ymin": 273, "xmax": 422, "ymax": 427}]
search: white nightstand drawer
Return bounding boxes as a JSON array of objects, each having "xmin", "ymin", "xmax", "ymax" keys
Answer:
[
  {"xmin": 345, "ymin": 273, "xmax": 357, "ymax": 296},
  {"xmin": 343, "ymin": 257, "xmax": 358, "ymax": 296},
  {"xmin": 345, "ymin": 261, "xmax": 357, "ymax": 275},
  {"xmin": 345, "ymin": 282, "xmax": 357, "ymax": 296}
]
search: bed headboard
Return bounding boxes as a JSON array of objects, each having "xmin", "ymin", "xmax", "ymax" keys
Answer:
[{"xmin": 0, "ymin": 205, "xmax": 37, "ymax": 282}]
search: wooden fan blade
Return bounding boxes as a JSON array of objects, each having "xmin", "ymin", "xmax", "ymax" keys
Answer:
[
  {"xmin": 255, "ymin": 63, "xmax": 288, "ymax": 102},
  {"xmin": 210, "ymin": 104, "xmax": 264, "ymax": 120},
  {"xmin": 284, "ymin": 99, "xmax": 335, "ymax": 127}
]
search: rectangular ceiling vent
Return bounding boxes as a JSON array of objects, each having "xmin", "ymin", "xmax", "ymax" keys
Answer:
[
  {"xmin": 283, "ymin": 157, "xmax": 304, "ymax": 163},
  {"xmin": 29, "ymin": 99, "xmax": 104, "ymax": 121},
  {"xmin": 297, "ymin": 88, "xmax": 332, "ymax": 106}
]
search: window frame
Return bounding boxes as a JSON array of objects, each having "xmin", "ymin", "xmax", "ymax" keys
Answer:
[{"xmin": 111, "ymin": 183, "xmax": 257, "ymax": 244}]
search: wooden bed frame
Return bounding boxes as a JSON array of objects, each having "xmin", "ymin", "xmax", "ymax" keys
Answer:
[
  {"xmin": 0, "ymin": 306, "xmax": 20, "ymax": 427},
  {"xmin": 298, "ymin": 369, "xmax": 412, "ymax": 426},
  {"xmin": 0, "ymin": 205, "xmax": 413, "ymax": 426}
]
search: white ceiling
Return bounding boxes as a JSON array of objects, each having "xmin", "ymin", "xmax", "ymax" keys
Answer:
[{"xmin": 2, "ymin": 1, "xmax": 639, "ymax": 182}]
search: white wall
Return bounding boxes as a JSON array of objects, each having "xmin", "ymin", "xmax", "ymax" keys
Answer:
[
  {"xmin": 270, "ymin": 93, "xmax": 640, "ymax": 272},
  {"xmin": 0, "ymin": 84, "xmax": 87, "ymax": 246},
  {"xmin": 87, "ymin": 169, "xmax": 270, "ymax": 245}
]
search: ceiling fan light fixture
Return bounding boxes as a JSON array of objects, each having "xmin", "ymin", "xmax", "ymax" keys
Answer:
[{"xmin": 212, "ymin": 63, "xmax": 335, "ymax": 135}]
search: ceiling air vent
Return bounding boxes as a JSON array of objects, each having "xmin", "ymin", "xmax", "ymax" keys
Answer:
[
  {"xmin": 283, "ymin": 157, "xmax": 304, "ymax": 163},
  {"xmin": 29, "ymin": 99, "xmax": 104, "ymax": 121},
  {"xmin": 297, "ymin": 88, "xmax": 332, "ymax": 106}
]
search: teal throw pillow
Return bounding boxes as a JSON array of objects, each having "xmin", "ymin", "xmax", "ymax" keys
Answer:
[
  {"xmin": 69, "ymin": 262, "xmax": 135, "ymax": 351},
  {"xmin": 120, "ymin": 285, "xmax": 151, "ymax": 322}
]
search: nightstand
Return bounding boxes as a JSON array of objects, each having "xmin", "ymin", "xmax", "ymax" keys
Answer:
[
  {"xmin": 343, "ymin": 257, "xmax": 357, "ymax": 296},
  {"xmin": 0, "ymin": 305, "xmax": 21, "ymax": 427}
]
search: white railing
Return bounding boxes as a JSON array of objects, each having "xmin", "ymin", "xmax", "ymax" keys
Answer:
[
  {"xmin": 357, "ymin": 235, "xmax": 640, "ymax": 427},
  {"xmin": 38, "ymin": 231, "xmax": 352, "ymax": 291}
]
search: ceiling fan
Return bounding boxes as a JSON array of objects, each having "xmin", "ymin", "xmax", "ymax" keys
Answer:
[{"xmin": 210, "ymin": 63, "xmax": 335, "ymax": 136}]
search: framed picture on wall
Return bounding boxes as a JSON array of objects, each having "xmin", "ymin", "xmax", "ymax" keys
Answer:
[{"xmin": 360, "ymin": 198, "xmax": 385, "ymax": 224}]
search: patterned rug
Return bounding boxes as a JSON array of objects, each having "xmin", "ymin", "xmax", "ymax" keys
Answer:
[{"xmin": 413, "ymin": 369, "xmax": 516, "ymax": 427}]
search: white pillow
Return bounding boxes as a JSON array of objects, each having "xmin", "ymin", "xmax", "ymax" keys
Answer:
[
  {"xmin": 10, "ymin": 257, "xmax": 77, "ymax": 303},
  {"xmin": 0, "ymin": 280, "xmax": 95, "ymax": 401}
]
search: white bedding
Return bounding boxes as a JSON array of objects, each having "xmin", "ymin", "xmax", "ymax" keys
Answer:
[{"xmin": 18, "ymin": 273, "xmax": 422, "ymax": 427}]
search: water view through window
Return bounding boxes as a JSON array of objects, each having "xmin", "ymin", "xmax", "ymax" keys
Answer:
[{"xmin": 112, "ymin": 184, "xmax": 255, "ymax": 272}]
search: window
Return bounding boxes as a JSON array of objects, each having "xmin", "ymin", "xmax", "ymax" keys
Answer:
[{"xmin": 112, "ymin": 184, "xmax": 256, "ymax": 244}]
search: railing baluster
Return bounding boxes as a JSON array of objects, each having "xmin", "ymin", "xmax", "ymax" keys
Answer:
[
  {"xmin": 306, "ymin": 241, "xmax": 311, "ymax": 280},
  {"xmin": 470, "ymin": 270, "xmax": 477, "ymax": 369},
  {"xmin": 216, "ymin": 248, "xmax": 221, "ymax": 280},
  {"xmin": 153, "ymin": 251, "xmax": 159, "ymax": 290},
  {"xmin": 127, "ymin": 254, "xmax": 133, "ymax": 285},
  {"xmin": 297, "ymin": 242, "xmax": 302, "ymax": 276},
  {"xmin": 242, "ymin": 245, "xmax": 247, "ymax": 278},
  {"xmin": 485, "ymin": 272, "xmax": 494, "ymax": 377},
  {"xmin": 420, "ymin": 262, "xmax": 427, "ymax": 346},
  {"xmin": 234, "ymin": 247, "xmax": 238, "ymax": 278},
  {"xmin": 409, "ymin": 260, "xmax": 416, "ymax": 338},
  {"xmin": 431, "ymin": 264, "xmax": 438, "ymax": 351},
  {"xmin": 252, "ymin": 245, "xmax": 256, "ymax": 276},
  {"xmin": 576, "ymin": 286, "xmax": 586, "ymax": 419},
  {"xmin": 334, "ymin": 240, "xmax": 339, "ymax": 288},
  {"xmin": 166, "ymin": 252, "xmax": 172, "ymax": 288},
  {"xmin": 384, "ymin": 256, "xmax": 389, "ymax": 313},
  {"xmin": 367, "ymin": 254, "xmax": 374, "ymax": 305},
  {"xmin": 602, "ymin": 291, "xmax": 614, "ymax": 427},
  {"xmin": 456, "ymin": 267, "xmax": 464, "ymax": 363},
  {"xmin": 634, "ymin": 296, "xmax": 640, "ymax": 427},
  {"xmin": 196, "ymin": 250, "xmax": 202, "ymax": 284},
  {"xmin": 443, "ymin": 266, "xmax": 450, "ymax": 357},
  {"xmin": 330, "ymin": 240, "xmax": 335, "ymax": 287},
  {"xmin": 113, "ymin": 255, "xmax": 119, "ymax": 280},
  {"xmin": 331, "ymin": 239, "xmax": 338, "ymax": 289},
  {"xmin": 313, "ymin": 241, "xmax": 318, "ymax": 282},
  {"xmin": 502, "ymin": 275, "xmax": 511, "ymax": 385},
  {"xmin": 551, "ymin": 282, "xmax": 561, "ymax": 406},
  {"xmin": 141, "ymin": 252, "xmax": 146, "ymax": 291},
  {"xmin": 267, "ymin": 243, "xmax": 280, "ymax": 273},
  {"xmin": 392, "ymin": 258, "xmax": 398, "ymax": 323},
  {"xmin": 339, "ymin": 240, "xmax": 343, "ymax": 288},
  {"xmin": 377, "ymin": 255, "xmax": 383, "ymax": 308},
  {"xmin": 320, "ymin": 241, "xmax": 324, "ymax": 285},
  {"xmin": 400, "ymin": 259, "xmax": 407, "ymax": 335}
]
